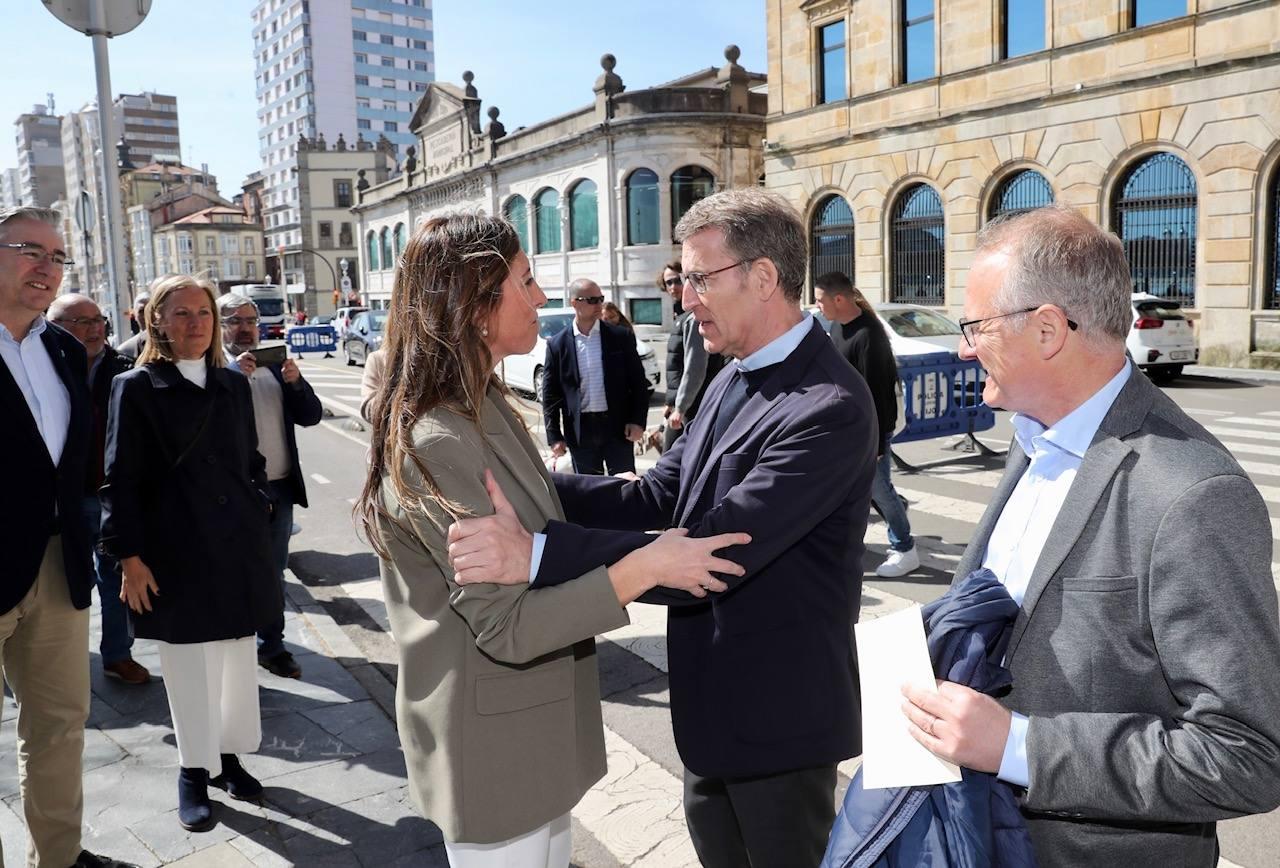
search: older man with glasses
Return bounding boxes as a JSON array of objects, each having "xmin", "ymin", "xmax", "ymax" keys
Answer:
[
  {"xmin": 217, "ymin": 292, "xmax": 323, "ymax": 680},
  {"xmin": 48, "ymin": 293, "xmax": 151, "ymax": 686},
  {"xmin": 541, "ymin": 277, "xmax": 649, "ymax": 475},
  {"xmin": 0, "ymin": 205, "xmax": 137, "ymax": 868},
  {"xmin": 899, "ymin": 204, "xmax": 1280, "ymax": 867}
]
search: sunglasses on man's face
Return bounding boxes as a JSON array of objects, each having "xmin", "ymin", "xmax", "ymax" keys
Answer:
[{"xmin": 574, "ymin": 296, "xmax": 605, "ymax": 305}]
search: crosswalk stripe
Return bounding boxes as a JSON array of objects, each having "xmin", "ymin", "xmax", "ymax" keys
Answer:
[
  {"xmin": 310, "ymin": 474, "xmax": 331, "ymax": 485},
  {"xmin": 1218, "ymin": 417, "xmax": 1280, "ymax": 429},
  {"xmin": 1209, "ymin": 436, "xmax": 1280, "ymax": 457},
  {"xmin": 1261, "ymin": 411, "xmax": 1280, "ymax": 418},
  {"xmin": 1239, "ymin": 459, "xmax": 1280, "ymax": 480},
  {"xmin": 1184, "ymin": 408, "xmax": 1233, "ymax": 417},
  {"xmin": 1206, "ymin": 425, "xmax": 1280, "ymax": 445}
]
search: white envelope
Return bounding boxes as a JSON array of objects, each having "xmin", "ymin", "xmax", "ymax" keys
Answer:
[{"xmin": 855, "ymin": 604, "xmax": 962, "ymax": 789}]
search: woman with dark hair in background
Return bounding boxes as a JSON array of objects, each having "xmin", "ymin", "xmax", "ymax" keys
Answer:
[
  {"xmin": 100, "ymin": 274, "xmax": 279, "ymax": 833},
  {"xmin": 355, "ymin": 213, "xmax": 746, "ymax": 867}
]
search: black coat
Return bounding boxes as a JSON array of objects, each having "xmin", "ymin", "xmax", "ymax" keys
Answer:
[
  {"xmin": 830, "ymin": 315, "xmax": 899, "ymax": 442},
  {"xmin": 541, "ymin": 319, "xmax": 648, "ymax": 449},
  {"xmin": 87, "ymin": 345, "xmax": 136, "ymax": 493},
  {"xmin": 0, "ymin": 322, "xmax": 93, "ymax": 615},
  {"xmin": 664, "ymin": 312, "xmax": 686, "ymax": 408},
  {"xmin": 99, "ymin": 362, "xmax": 281, "ymax": 643},
  {"xmin": 227, "ymin": 362, "xmax": 323, "ymax": 507}
]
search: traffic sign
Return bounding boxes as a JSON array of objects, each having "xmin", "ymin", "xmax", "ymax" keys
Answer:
[{"xmin": 42, "ymin": 0, "xmax": 152, "ymax": 36}]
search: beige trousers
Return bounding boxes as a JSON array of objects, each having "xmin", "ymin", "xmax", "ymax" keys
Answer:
[{"xmin": 0, "ymin": 537, "xmax": 91, "ymax": 868}]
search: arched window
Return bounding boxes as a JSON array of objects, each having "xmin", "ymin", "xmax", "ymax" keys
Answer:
[
  {"xmin": 890, "ymin": 183, "xmax": 945, "ymax": 304},
  {"xmin": 1112, "ymin": 152, "xmax": 1197, "ymax": 307},
  {"xmin": 366, "ymin": 230, "xmax": 379, "ymax": 271},
  {"xmin": 380, "ymin": 227, "xmax": 393, "ymax": 270},
  {"xmin": 1268, "ymin": 167, "xmax": 1280, "ymax": 310},
  {"xmin": 671, "ymin": 166, "xmax": 715, "ymax": 228},
  {"xmin": 505, "ymin": 195, "xmax": 529, "ymax": 251},
  {"xmin": 626, "ymin": 169, "xmax": 659, "ymax": 245},
  {"xmin": 988, "ymin": 169, "xmax": 1054, "ymax": 221},
  {"xmin": 569, "ymin": 180, "xmax": 599, "ymax": 250},
  {"xmin": 809, "ymin": 195, "xmax": 855, "ymax": 295},
  {"xmin": 535, "ymin": 188, "xmax": 561, "ymax": 254},
  {"xmin": 393, "ymin": 222, "xmax": 406, "ymax": 257}
]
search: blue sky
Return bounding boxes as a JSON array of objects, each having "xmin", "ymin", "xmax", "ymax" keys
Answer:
[{"xmin": 3, "ymin": 0, "xmax": 765, "ymax": 193}]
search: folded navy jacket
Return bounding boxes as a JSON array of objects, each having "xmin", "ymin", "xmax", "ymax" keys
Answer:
[{"xmin": 821, "ymin": 568, "xmax": 1039, "ymax": 868}]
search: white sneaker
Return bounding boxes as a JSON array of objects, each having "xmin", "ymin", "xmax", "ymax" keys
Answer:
[{"xmin": 875, "ymin": 546, "xmax": 920, "ymax": 578}]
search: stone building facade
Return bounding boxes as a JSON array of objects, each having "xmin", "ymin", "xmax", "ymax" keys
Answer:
[
  {"xmin": 765, "ymin": 0, "xmax": 1280, "ymax": 367},
  {"xmin": 354, "ymin": 50, "xmax": 766, "ymax": 326},
  {"xmin": 152, "ymin": 205, "xmax": 265, "ymax": 288}
]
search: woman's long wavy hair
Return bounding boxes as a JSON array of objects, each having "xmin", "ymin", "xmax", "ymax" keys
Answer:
[{"xmin": 355, "ymin": 212, "xmax": 522, "ymax": 557}]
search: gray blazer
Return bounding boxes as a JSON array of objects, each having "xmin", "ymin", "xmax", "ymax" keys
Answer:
[
  {"xmin": 375, "ymin": 386, "xmax": 628, "ymax": 845},
  {"xmin": 954, "ymin": 366, "xmax": 1280, "ymax": 867}
]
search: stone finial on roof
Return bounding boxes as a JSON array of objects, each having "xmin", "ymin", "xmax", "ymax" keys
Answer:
[
  {"xmin": 404, "ymin": 145, "xmax": 418, "ymax": 176},
  {"xmin": 315, "ymin": 132, "xmax": 327, "ymax": 150},
  {"xmin": 718, "ymin": 44, "xmax": 748, "ymax": 84},
  {"xmin": 462, "ymin": 70, "xmax": 478, "ymax": 100},
  {"xmin": 297, "ymin": 133, "xmax": 310, "ymax": 151},
  {"xmin": 335, "ymin": 132, "xmax": 347, "ymax": 152},
  {"xmin": 594, "ymin": 53, "xmax": 624, "ymax": 98},
  {"xmin": 356, "ymin": 168, "xmax": 369, "ymax": 192},
  {"xmin": 356, "ymin": 132, "xmax": 370, "ymax": 151},
  {"xmin": 485, "ymin": 106, "xmax": 506, "ymax": 141},
  {"xmin": 718, "ymin": 44, "xmax": 749, "ymax": 113}
]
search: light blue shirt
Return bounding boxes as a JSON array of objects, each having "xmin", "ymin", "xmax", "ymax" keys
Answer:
[
  {"xmin": 986, "ymin": 362, "xmax": 1131, "ymax": 787},
  {"xmin": 0, "ymin": 316, "xmax": 71, "ymax": 466},
  {"xmin": 528, "ymin": 313, "xmax": 814, "ymax": 582},
  {"xmin": 573, "ymin": 319, "xmax": 608, "ymax": 413}
]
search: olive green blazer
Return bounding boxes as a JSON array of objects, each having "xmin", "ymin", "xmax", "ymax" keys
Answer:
[{"xmin": 375, "ymin": 385, "xmax": 629, "ymax": 845}]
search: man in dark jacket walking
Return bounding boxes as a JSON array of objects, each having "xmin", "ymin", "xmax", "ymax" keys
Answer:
[
  {"xmin": 49, "ymin": 293, "xmax": 151, "ymax": 685},
  {"xmin": 661, "ymin": 261, "xmax": 724, "ymax": 451},
  {"xmin": 816, "ymin": 271, "xmax": 918, "ymax": 578},
  {"xmin": 218, "ymin": 292, "xmax": 323, "ymax": 679}
]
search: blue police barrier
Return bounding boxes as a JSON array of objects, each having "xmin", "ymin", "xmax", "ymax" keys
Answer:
[
  {"xmin": 890, "ymin": 351, "xmax": 999, "ymax": 471},
  {"xmin": 287, "ymin": 325, "xmax": 338, "ymax": 357}
]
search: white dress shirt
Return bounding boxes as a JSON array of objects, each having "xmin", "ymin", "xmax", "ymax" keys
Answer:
[
  {"xmin": 573, "ymin": 319, "xmax": 608, "ymax": 413},
  {"xmin": 987, "ymin": 363, "xmax": 1131, "ymax": 787},
  {"xmin": 0, "ymin": 316, "xmax": 71, "ymax": 465}
]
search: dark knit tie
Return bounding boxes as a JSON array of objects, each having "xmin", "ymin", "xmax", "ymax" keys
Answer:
[{"xmin": 711, "ymin": 367, "xmax": 751, "ymax": 445}]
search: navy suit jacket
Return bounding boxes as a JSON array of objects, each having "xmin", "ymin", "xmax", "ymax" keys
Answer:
[
  {"xmin": 537, "ymin": 320, "xmax": 878, "ymax": 778},
  {"xmin": 1, "ymin": 322, "xmax": 93, "ymax": 614},
  {"xmin": 541, "ymin": 319, "xmax": 648, "ymax": 448}
]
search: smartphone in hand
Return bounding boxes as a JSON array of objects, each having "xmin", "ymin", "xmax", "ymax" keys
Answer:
[{"xmin": 253, "ymin": 343, "xmax": 289, "ymax": 366}]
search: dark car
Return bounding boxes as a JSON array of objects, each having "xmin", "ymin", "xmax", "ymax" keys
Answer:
[{"xmin": 343, "ymin": 310, "xmax": 387, "ymax": 367}]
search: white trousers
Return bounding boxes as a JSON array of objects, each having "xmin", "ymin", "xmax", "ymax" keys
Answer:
[
  {"xmin": 444, "ymin": 812, "xmax": 571, "ymax": 868},
  {"xmin": 155, "ymin": 637, "xmax": 261, "ymax": 777}
]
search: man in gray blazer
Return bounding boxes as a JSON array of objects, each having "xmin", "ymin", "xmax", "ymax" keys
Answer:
[{"xmin": 901, "ymin": 204, "xmax": 1280, "ymax": 867}]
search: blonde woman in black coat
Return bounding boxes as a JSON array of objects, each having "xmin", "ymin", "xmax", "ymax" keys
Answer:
[{"xmin": 99, "ymin": 274, "xmax": 279, "ymax": 833}]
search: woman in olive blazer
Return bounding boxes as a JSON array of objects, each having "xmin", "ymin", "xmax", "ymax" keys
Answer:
[{"xmin": 355, "ymin": 214, "xmax": 744, "ymax": 867}]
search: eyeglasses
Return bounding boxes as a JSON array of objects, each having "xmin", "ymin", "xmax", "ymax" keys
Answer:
[
  {"xmin": 958, "ymin": 306, "xmax": 1078, "ymax": 348},
  {"xmin": 682, "ymin": 259, "xmax": 753, "ymax": 295},
  {"xmin": 222, "ymin": 316, "xmax": 260, "ymax": 327},
  {"xmin": 572, "ymin": 296, "xmax": 605, "ymax": 305},
  {"xmin": 2, "ymin": 243, "xmax": 73, "ymax": 267},
  {"xmin": 663, "ymin": 277, "xmax": 683, "ymax": 288},
  {"xmin": 53, "ymin": 315, "xmax": 108, "ymax": 328}
]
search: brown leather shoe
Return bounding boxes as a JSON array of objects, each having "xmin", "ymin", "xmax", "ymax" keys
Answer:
[{"xmin": 103, "ymin": 658, "xmax": 151, "ymax": 685}]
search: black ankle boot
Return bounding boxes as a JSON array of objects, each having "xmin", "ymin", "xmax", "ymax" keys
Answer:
[
  {"xmin": 177, "ymin": 767, "xmax": 214, "ymax": 832},
  {"xmin": 210, "ymin": 753, "xmax": 263, "ymax": 801}
]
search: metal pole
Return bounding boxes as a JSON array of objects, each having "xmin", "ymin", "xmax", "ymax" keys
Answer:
[{"xmin": 88, "ymin": 0, "xmax": 129, "ymax": 338}]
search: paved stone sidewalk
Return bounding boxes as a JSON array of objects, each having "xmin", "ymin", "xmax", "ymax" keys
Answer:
[{"xmin": 0, "ymin": 579, "xmax": 449, "ymax": 867}]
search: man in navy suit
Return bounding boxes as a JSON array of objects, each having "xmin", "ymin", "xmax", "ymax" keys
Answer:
[
  {"xmin": 541, "ymin": 278, "xmax": 649, "ymax": 475},
  {"xmin": 0, "ymin": 206, "xmax": 138, "ymax": 868},
  {"xmin": 448, "ymin": 189, "xmax": 878, "ymax": 868}
]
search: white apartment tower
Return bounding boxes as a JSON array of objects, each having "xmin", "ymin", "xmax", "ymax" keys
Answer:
[{"xmin": 250, "ymin": 0, "xmax": 434, "ymax": 260}]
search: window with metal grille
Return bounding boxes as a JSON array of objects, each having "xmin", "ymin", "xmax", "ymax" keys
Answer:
[
  {"xmin": 626, "ymin": 169, "xmax": 659, "ymax": 245},
  {"xmin": 817, "ymin": 20, "xmax": 847, "ymax": 104},
  {"xmin": 988, "ymin": 169, "xmax": 1053, "ymax": 221},
  {"xmin": 890, "ymin": 184, "xmax": 945, "ymax": 304},
  {"xmin": 809, "ymin": 196, "xmax": 855, "ymax": 301},
  {"xmin": 535, "ymin": 189, "xmax": 561, "ymax": 254},
  {"xmin": 902, "ymin": 0, "xmax": 935, "ymax": 83},
  {"xmin": 569, "ymin": 180, "xmax": 599, "ymax": 250},
  {"xmin": 671, "ymin": 166, "xmax": 715, "ymax": 229},
  {"xmin": 1111, "ymin": 152, "xmax": 1197, "ymax": 307},
  {"xmin": 1267, "ymin": 167, "xmax": 1280, "ymax": 310},
  {"xmin": 505, "ymin": 195, "xmax": 529, "ymax": 252}
]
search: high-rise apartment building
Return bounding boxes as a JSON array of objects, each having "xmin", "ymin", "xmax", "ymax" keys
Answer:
[
  {"xmin": 15, "ymin": 103, "xmax": 66, "ymax": 208},
  {"xmin": 113, "ymin": 92, "xmax": 181, "ymax": 167},
  {"xmin": 0, "ymin": 168, "xmax": 20, "ymax": 209},
  {"xmin": 250, "ymin": 0, "xmax": 434, "ymax": 262}
]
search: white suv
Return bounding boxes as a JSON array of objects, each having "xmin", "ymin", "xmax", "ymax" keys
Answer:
[
  {"xmin": 333, "ymin": 306, "xmax": 369, "ymax": 340},
  {"xmin": 1126, "ymin": 293, "xmax": 1198, "ymax": 382}
]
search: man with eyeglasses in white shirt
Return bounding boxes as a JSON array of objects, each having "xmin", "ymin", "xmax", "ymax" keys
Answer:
[
  {"xmin": 48, "ymin": 293, "xmax": 151, "ymax": 687},
  {"xmin": 0, "ymin": 205, "xmax": 138, "ymax": 868}
]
